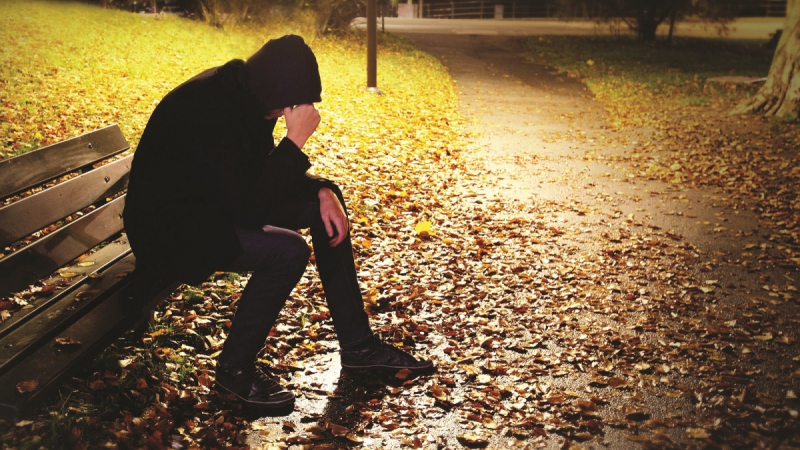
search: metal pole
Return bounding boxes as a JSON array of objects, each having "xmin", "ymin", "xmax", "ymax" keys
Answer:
[{"xmin": 366, "ymin": 0, "xmax": 381, "ymax": 94}]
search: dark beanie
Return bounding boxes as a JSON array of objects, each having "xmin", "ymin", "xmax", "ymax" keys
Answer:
[{"xmin": 244, "ymin": 35, "xmax": 322, "ymax": 112}]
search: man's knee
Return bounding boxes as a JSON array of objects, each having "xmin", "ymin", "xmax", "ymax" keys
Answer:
[
  {"xmin": 247, "ymin": 226, "xmax": 310, "ymax": 274},
  {"xmin": 282, "ymin": 232, "xmax": 311, "ymax": 273}
]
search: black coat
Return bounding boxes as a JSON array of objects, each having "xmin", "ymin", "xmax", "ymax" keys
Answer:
[{"xmin": 123, "ymin": 57, "xmax": 334, "ymax": 285}]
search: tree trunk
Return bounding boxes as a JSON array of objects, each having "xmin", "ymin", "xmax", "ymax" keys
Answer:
[
  {"xmin": 634, "ymin": 4, "xmax": 663, "ymax": 42},
  {"xmin": 667, "ymin": 9, "xmax": 677, "ymax": 44},
  {"xmin": 638, "ymin": 17, "xmax": 658, "ymax": 41},
  {"xmin": 733, "ymin": 0, "xmax": 800, "ymax": 119},
  {"xmin": 314, "ymin": 0, "xmax": 334, "ymax": 36}
]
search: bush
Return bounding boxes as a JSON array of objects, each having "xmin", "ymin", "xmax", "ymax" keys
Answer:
[
  {"xmin": 194, "ymin": 0, "xmax": 363, "ymax": 35},
  {"xmin": 312, "ymin": 0, "xmax": 364, "ymax": 35},
  {"xmin": 198, "ymin": 0, "xmax": 258, "ymax": 28}
]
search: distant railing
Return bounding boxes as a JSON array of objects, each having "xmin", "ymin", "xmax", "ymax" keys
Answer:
[
  {"xmin": 422, "ymin": 1, "xmax": 557, "ymax": 19},
  {"xmin": 739, "ymin": 0, "xmax": 787, "ymax": 17},
  {"xmin": 416, "ymin": 0, "xmax": 787, "ymax": 19}
]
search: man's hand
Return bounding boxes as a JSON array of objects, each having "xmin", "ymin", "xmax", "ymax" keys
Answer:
[
  {"xmin": 284, "ymin": 104, "xmax": 320, "ymax": 149},
  {"xmin": 319, "ymin": 188, "xmax": 348, "ymax": 247}
]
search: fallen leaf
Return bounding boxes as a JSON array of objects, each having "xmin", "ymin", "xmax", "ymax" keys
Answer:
[
  {"xmin": 54, "ymin": 337, "xmax": 81, "ymax": 347},
  {"xmin": 414, "ymin": 221, "xmax": 435, "ymax": 237},
  {"xmin": 395, "ymin": 368, "xmax": 413, "ymax": 379},
  {"xmin": 16, "ymin": 379, "xmax": 38, "ymax": 394},
  {"xmin": 325, "ymin": 422, "xmax": 347, "ymax": 437},
  {"xmin": 687, "ymin": 428, "xmax": 710, "ymax": 439},
  {"xmin": 457, "ymin": 433, "xmax": 489, "ymax": 447},
  {"xmin": 75, "ymin": 289, "xmax": 100, "ymax": 300},
  {"xmin": 34, "ymin": 285, "xmax": 56, "ymax": 297}
]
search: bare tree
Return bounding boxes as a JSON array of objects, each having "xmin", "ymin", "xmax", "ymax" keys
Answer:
[
  {"xmin": 733, "ymin": 0, "xmax": 800, "ymax": 119},
  {"xmin": 198, "ymin": 0, "xmax": 253, "ymax": 27},
  {"xmin": 311, "ymin": 0, "xmax": 364, "ymax": 35}
]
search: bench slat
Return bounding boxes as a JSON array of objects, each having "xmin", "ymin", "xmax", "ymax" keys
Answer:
[
  {"xmin": 0, "ymin": 125, "xmax": 129, "ymax": 199},
  {"xmin": 0, "ymin": 196, "xmax": 125, "ymax": 299},
  {"xmin": 0, "ymin": 254, "xmax": 136, "ymax": 376},
  {"xmin": 0, "ymin": 271, "xmax": 179, "ymax": 421},
  {"xmin": 0, "ymin": 237, "xmax": 132, "ymax": 340},
  {"xmin": 0, "ymin": 125, "xmax": 187, "ymax": 422},
  {"xmin": 0, "ymin": 155, "xmax": 132, "ymax": 248}
]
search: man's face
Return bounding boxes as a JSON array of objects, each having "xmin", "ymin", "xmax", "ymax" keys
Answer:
[{"xmin": 265, "ymin": 109, "xmax": 284, "ymax": 120}]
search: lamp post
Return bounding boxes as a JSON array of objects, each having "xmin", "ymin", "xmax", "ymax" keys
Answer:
[{"xmin": 366, "ymin": 0, "xmax": 382, "ymax": 94}]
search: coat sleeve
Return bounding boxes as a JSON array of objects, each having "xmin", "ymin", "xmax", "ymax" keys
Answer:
[
  {"xmin": 213, "ymin": 136, "xmax": 313, "ymax": 228},
  {"xmin": 296, "ymin": 172, "xmax": 341, "ymax": 200},
  {"xmin": 262, "ymin": 137, "xmax": 312, "ymax": 183},
  {"xmin": 257, "ymin": 136, "xmax": 341, "ymax": 203}
]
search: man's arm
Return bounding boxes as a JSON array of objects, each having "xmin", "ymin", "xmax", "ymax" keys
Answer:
[
  {"xmin": 282, "ymin": 104, "xmax": 349, "ymax": 247},
  {"xmin": 283, "ymin": 104, "xmax": 320, "ymax": 149}
]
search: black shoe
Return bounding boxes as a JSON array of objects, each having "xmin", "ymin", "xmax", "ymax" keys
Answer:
[
  {"xmin": 215, "ymin": 364, "xmax": 295, "ymax": 411},
  {"xmin": 340, "ymin": 338, "xmax": 435, "ymax": 373}
]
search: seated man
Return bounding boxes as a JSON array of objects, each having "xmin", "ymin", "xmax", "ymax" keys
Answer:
[{"xmin": 123, "ymin": 35, "xmax": 433, "ymax": 412}]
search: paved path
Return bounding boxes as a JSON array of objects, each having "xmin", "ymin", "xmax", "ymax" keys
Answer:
[
  {"xmin": 393, "ymin": 33, "xmax": 754, "ymax": 242},
  {"xmin": 356, "ymin": 17, "xmax": 785, "ymax": 39},
  {"xmin": 393, "ymin": 32, "xmax": 780, "ymax": 448}
]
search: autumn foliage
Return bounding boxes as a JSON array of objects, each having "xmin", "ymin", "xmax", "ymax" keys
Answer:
[{"xmin": 2, "ymin": 2, "xmax": 800, "ymax": 449}]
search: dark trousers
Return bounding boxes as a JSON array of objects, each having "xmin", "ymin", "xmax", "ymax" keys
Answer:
[{"xmin": 217, "ymin": 195, "xmax": 374, "ymax": 369}]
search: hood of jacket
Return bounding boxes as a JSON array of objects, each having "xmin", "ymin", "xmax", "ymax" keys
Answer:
[{"xmin": 217, "ymin": 34, "xmax": 322, "ymax": 117}]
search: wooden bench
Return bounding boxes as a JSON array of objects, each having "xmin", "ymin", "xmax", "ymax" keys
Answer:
[{"xmin": 0, "ymin": 125, "xmax": 180, "ymax": 421}]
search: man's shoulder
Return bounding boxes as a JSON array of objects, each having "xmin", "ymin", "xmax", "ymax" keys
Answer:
[{"xmin": 162, "ymin": 66, "xmax": 225, "ymax": 108}]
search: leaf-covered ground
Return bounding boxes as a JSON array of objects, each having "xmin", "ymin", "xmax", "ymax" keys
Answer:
[
  {"xmin": 524, "ymin": 36, "xmax": 800, "ymax": 287},
  {"xmin": 401, "ymin": 34, "xmax": 800, "ymax": 449},
  {"xmin": 2, "ymin": 4, "xmax": 800, "ymax": 450},
  {"xmin": 1, "ymin": 1, "xmax": 464, "ymax": 448}
]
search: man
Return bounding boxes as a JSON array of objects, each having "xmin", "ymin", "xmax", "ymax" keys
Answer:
[{"xmin": 123, "ymin": 35, "xmax": 433, "ymax": 412}]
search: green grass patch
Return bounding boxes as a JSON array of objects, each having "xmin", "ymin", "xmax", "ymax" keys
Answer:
[{"xmin": 525, "ymin": 36, "xmax": 775, "ymax": 127}]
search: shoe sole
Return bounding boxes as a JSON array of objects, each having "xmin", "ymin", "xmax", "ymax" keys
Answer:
[{"xmin": 215, "ymin": 381, "xmax": 296, "ymax": 410}]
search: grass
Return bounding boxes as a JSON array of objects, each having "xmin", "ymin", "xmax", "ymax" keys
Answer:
[
  {"xmin": 1, "ymin": 1, "xmax": 264, "ymax": 154},
  {"xmin": 525, "ymin": 36, "xmax": 776, "ymax": 128},
  {"xmin": 0, "ymin": 0, "xmax": 461, "ymax": 164}
]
